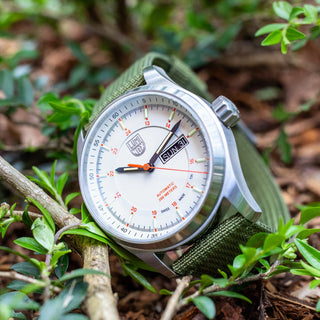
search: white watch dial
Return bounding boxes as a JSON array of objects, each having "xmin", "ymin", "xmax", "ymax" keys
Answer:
[{"xmin": 80, "ymin": 92, "xmax": 215, "ymax": 244}]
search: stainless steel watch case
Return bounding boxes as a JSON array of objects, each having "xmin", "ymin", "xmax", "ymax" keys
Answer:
[{"xmin": 77, "ymin": 66, "xmax": 262, "ymax": 278}]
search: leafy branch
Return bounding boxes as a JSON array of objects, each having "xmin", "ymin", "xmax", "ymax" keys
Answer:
[
  {"xmin": 161, "ymin": 203, "xmax": 320, "ymax": 319},
  {"xmin": 0, "ymin": 155, "xmax": 120, "ymax": 320},
  {"xmin": 256, "ymin": 1, "xmax": 320, "ymax": 54}
]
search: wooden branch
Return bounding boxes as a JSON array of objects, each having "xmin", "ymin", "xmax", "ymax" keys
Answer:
[
  {"xmin": 160, "ymin": 275, "xmax": 192, "ymax": 320},
  {"xmin": 0, "ymin": 156, "xmax": 120, "ymax": 320},
  {"xmin": 0, "ymin": 270, "xmax": 61, "ymax": 294},
  {"xmin": 83, "ymin": 240, "xmax": 119, "ymax": 320}
]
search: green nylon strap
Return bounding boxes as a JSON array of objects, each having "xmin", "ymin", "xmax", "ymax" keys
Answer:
[
  {"xmin": 87, "ymin": 52, "xmax": 211, "ymax": 129},
  {"xmin": 89, "ymin": 52, "xmax": 290, "ymax": 277},
  {"xmin": 172, "ymin": 126, "xmax": 289, "ymax": 277}
]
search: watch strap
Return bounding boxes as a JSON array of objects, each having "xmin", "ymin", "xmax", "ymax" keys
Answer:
[
  {"xmin": 89, "ymin": 52, "xmax": 290, "ymax": 277},
  {"xmin": 171, "ymin": 126, "xmax": 289, "ymax": 277},
  {"xmin": 87, "ymin": 52, "xmax": 211, "ymax": 129}
]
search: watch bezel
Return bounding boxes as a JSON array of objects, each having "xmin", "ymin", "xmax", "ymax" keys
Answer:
[{"xmin": 79, "ymin": 84, "xmax": 226, "ymax": 251}]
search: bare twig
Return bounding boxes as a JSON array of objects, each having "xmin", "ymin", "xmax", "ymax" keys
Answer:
[
  {"xmin": 0, "ymin": 270, "xmax": 61, "ymax": 294},
  {"xmin": 0, "ymin": 155, "xmax": 120, "ymax": 320},
  {"xmin": 160, "ymin": 275, "xmax": 192, "ymax": 320}
]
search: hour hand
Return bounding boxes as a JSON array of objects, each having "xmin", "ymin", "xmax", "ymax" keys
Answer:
[
  {"xmin": 115, "ymin": 166, "xmax": 145, "ymax": 173},
  {"xmin": 148, "ymin": 119, "xmax": 181, "ymax": 166}
]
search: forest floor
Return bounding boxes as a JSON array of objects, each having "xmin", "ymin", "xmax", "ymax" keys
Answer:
[{"xmin": 1, "ymin": 18, "xmax": 320, "ymax": 320}]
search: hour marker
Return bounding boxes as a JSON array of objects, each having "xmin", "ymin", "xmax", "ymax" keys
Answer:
[
  {"xmin": 176, "ymin": 208, "xmax": 185, "ymax": 220},
  {"xmin": 126, "ymin": 212, "xmax": 134, "ymax": 227},
  {"xmin": 187, "ymin": 127, "xmax": 199, "ymax": 138},
  {"xmin": 192, "ymin": 186, "xmax": 204, "ymax": 194},
  {"xmin": 168, "ymin": 108, "xmax": 176, "ymax": 121},
  {"xmin": 118, "ymin": 118, "xmax": 126, "ymax": 130},
  {"xmin": 144, "ymin": 105, "xmax": 148, "ymax": 119},
  {"xmin": 153, "ymin": 215, "xmax": 157, "ymax": 232},
  {"xmin": 195, "ymin": 158, "xmax": 207, "ymax": 163},
  {"xmin": 101, "ymin": 144, "xmax": 111, "ymax": 152}
]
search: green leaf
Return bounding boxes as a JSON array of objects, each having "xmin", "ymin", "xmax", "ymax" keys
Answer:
[
  {"xmin": 55, "ymin": 246, "xmax": 69, "ymax": 278},
  {"xmin": 286, "ymin": 28, "xmax": 306, "ymax": 41},
  {"xmin": 208, "ymin": 290, "xmax": 252, "ymax": 303},
  {"xmin": 38, "ymin": 297, "xmax": 64, "ymax": 320},
  {"xmin": 27, "ymin": 197, "xmax": 55, "ymax": 232},
  {"xmin": 316, "ymin": 298, "xmax": 320, "ymax": 313},
  {"xmin": 50, "ymin": 250, "xmax": 71, "ymax": 269},
  {"xmin": 56, "ymin": 172, "xmax": 68, "ymax": 196},
  {"xmin": 255, "ymin": 23, "xmax": 287, "ymax": 36},
  {"xmin": 158, "ymin": 289, "xmax": 172, "ymax": 295},
  {"xmin": 310, "ymin": 279, "xmax": 320, "ymax": 289},
  {"xmin": 122, "ymin": 263, "xmax": 156, "ymax": 293},
  {"xmin": 22, "ymin": 205, "xmax": 33, "ymax": 228},
  {"xmin": 61, "ymin": 281, "xmax": 88, "ymax": 313},
  {"xmin": 61, "ymin": 228, "xmax": 153, "ymax": 270},
  {"xmin": 263, "ymin": 234, "xmax": 285, "ymax": 252},
  {"xmin": 0, "ymin": 302, "xmax": 11, "ymax": 320},
  {"xmin": 276, "ymin": 128, "xmax": 291, "ymax": 164},
  {"xmin": 232, "ymin": 254, "xmax": 246, "ymax": 269},
  {"xmin": 31, "ymin": 218, "xmax": 54, "ymax": 251},
  {"xmin": 192, "ymin": 296, "xmax": 216, "ymax": 319},
  {"xmin": 0, "ymin": 69, "xmax": 14, "ymax": 98},
  {"xmin": 295, "ymin": 238, "xmax": 320, "ymax": 269},
  {"xmin": 80, "ymin": 222, "xmax": 108, "ymax": 239},
  {"xmin": 10, "ymin": 262, "xmax": 40, "ymax": 277},
  {"xmin": 261, "ymin": 30, "xmax": 282, "ymax": 46},
  {"xmin": 300, "ymin": 207, "xmax": 320, "ymax": 225},
  {"xmin": 68, "ymin": 64, "xmax": 89, "ymax": 87},
  {"xmin": 57, "ymin": 268, "xmax": 108, "ymax": 283},
  {"xmin": 7, "ymin": 280, "xmax": 43, "ymax": 294},
  {"xmin": 65, "ymin": 192, "xmax": 80, "ymax": 206},
  {"xmin": 81, "ymin": 204, "xmax": 92, "ymax": 224},
  {"xmin": 17, "ymin": 76, "xmax": 34, "ymax": 107},
  {"xmin": 69, "ymin": 208, "xmax": 81, "ymax": 214},
  {"xmin": 300, "ymin": 260, "xmax": 320, "ymax": 277},
  {"xmin": 50, "ymin": 160, "xmax": 57, "ymax": 186},
  {"xmin": 303, "ymin": 4, "xmax": 318, "ymax": 23},
  {"xmin": 289, "ymin": 7, "xmax": 304, "ymax": 20},
  {"xmin": 14, "ymin": 237, "xmax": 47, "ymax": 254},
  {"xmin": 291, "ymin": 268, "xmax": 313, "ymax": 276},
  {"xmin": 67, "ymin": 41, "xmax": 90, "ymax": 64},
  {"xmin": 8, "ymin": 49, "xmax": 38, "ymax": 68},
  {"xmin": 0, "ymin": 292, "xmax": 40, "ymax": 310},
  {"xmin": 240, "ymin": 245, "xmax": 258, "ymax": 262},
  {"xmin": 297, "ymin": 228, "xmax": 320, "ymax": 240},
  {"xmin": 61, "ymin": 314, "xmax": 88, "ymax": 320},
  {"xmin": 200, "ymin": 274, "xmax": 215, "ymax": 290},
  {"xmin": 48, "ymin": 101, "xmax": 80, "ymax": 115},
  {"xmin": 273, "ymin": 1, "xmax": 293, "ymax": 20},
  {"xmin": 259, "ymin": 258, "xmax": 270, "ymax": 270}
]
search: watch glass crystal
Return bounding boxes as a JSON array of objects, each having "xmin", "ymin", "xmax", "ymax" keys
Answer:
[{"xmin": 79, "ymin": 92, "xmax": 214, "ymax": 244}]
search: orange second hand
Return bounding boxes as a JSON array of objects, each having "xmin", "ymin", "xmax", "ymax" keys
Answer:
[
  {"xmin": 150, "ymin": 166, "xmax": 208, "ymax": 174},
  {"xmin": 127, "ymin": 164, "xmax": 208, "ymax": 174}
]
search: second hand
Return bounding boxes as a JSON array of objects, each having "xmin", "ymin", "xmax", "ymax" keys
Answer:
[{"xmin": 128, "ymin": 163, "xmax": 208, "ymax": 174}]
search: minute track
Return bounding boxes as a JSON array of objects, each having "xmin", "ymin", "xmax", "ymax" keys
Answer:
[{"xmin": 81, "ymin": 93, "xmax": 213, "ymax": 242}]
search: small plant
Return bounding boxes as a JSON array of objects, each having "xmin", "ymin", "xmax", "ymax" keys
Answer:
[
  {"xmin": 160, "ymin": 203, "xmax": 320, "ymax": 319},
  {"xmin": 256, "ymin": 1, "xmax": 320, "ymax": 54}
]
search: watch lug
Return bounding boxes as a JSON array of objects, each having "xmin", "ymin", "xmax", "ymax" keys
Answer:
[
  {"xmin": 143, "ymin": 66, "xmax": 177, "ymax": 86},
  {"xmin": 221, "ymin": 125, "xmax": 261, "ymax": 222},
  {"xmin": 77, "ymin": 130, "xmax": 85, "ymax": 164},
  {"xmin": 126, "ymin": 248, "xmax": 177, "ymax": 278}
]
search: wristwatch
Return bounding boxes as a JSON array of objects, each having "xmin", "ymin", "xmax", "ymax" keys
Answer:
[{"xmin": 77, "ymin": 52, "xmax": 289, "ymax": 278}]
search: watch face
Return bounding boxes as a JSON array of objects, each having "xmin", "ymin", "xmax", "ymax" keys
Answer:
[{"xmin": 79, "ymin": 89, "xmax": 224, "ymax": 249}]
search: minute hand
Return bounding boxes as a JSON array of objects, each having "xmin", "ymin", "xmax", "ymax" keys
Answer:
[{"xmin": 148, "ymin": 120, "xmax": 181, "ymax": 166}]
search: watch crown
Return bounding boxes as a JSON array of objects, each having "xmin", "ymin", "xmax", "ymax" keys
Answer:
[{"xmin": 211, "ymin": 96, "xmax": 240, "ymax": 128}]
